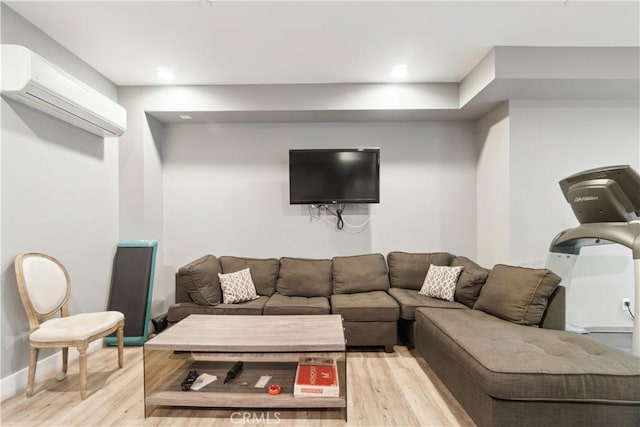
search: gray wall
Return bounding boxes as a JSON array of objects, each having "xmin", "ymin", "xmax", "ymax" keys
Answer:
[
  {"xmin": 475, "ymin": 102, "xmax": 510, "ymax": 267},
  {"xmin": 116, "ymin": 86, "xmax": 479, "ymax": 318},
  {"xmin": 1, "ymin": 4, "xmax": 119, "ymax": 379},
  {"xmin": 161, "ymin": 121, "xmax": 478, "ymax": 269}
]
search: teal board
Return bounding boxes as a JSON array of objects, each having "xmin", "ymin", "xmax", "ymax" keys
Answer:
[{"xmin": 104, "ymin": 240, "xmax": 157, "ymax": 346}]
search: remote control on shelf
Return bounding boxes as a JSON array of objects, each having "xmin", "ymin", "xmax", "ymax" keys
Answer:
[
  {"xmin": 224, "ymin": 361, "xmax": 244, "ymax": 384},
  {"xmin": 181, "ymin": 370, "xmax": 199, "ymax": 391}
]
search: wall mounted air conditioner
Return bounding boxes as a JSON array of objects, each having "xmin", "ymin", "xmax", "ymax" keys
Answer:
[{"xmin": 1, "ymin": 44, "xmax": 126, "ymax": 137}]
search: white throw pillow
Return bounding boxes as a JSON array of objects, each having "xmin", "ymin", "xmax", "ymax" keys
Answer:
[
  {"xmin": 218, "ymin": 268, "xmax": 259, "ymax": 304},
  {"xmin": 418, "ymin": 265, "xmax": 464, "ymax": 302}
]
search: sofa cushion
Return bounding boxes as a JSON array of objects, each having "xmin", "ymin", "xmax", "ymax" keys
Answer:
[
  {"xmin": 474, "ymin": 264, "xmax": 561, "ymax": 326},
  {"xmin": 167, "ymin": 296, "xmax": 269, "ymax": 323},
  {"xmin": 387, "ymin": 251, "xmax": 453, "ymax": 290},
  {"xmin": 388, "ymin": 287, "xmax": 467, "ymax": 320},
  {"xmin": 276, "ymin": 257, "xmax": 332, "ymax": 297},
  {"xmin": 419, "ymin": 264, "xmax": 464, "ymax": 301},
  {"xmin": 176, "ymin": 255, "xmax": 222, "ymax": 305},
  {"xmin": 263, "ymin": 293, "xmax": 330, "ymax": 315},
  {"xmin": 451, "ymin": 256, "xmax": 489, "ymax": 308},
  {"xmin": 414, "ymin": 307, "xmax": 640, "ymax": 402},
  {"xmin": 219, "ymin": 256, "xmax": 279, "ymax": 296},
  {"xmin": 218, "ymin": 268, "xmax": 259, "ymax": 304},
  {"xmin": 330, "ymin": 291, "xmax": 399, "ymax": 322},
  {"xmin": 332, "ymin": 253, "xmax": 389, "ymax": 294}
]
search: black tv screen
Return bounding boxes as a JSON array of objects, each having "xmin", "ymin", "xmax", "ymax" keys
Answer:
[{"xmin": 289, "ymin": 148, "xmax": 380, "ymax": 204}]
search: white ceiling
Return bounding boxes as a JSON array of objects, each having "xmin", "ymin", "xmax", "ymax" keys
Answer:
[{"xmin": 5, "ymin": 1, "xmax": 639, "ymax": 87}]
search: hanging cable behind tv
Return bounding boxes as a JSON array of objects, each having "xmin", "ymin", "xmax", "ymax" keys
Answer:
[{"xmin": 308, "ymin": 203, "xmax": 372, "ymax": 231}]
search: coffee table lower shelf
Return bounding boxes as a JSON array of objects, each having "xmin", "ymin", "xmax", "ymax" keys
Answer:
[{"xmin": 143, "ymin": 351, "xmax": 347, "ymax": 419}]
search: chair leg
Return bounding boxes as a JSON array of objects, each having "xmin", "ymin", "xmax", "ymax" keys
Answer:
[
  {"xmin": 26, "ymin": 346, "xmax": 38, "ymax": 397},
  {"xmin": 62, "ymin": 347, "xmax": 68, "ymax": 374},
  {"xmin": 56, "ymin": 347, "xmax": 69, "ymax": 381},
  {"xmin": 78, "ymin": 342, "xmax": 88, "ymax": 400},
  {"xmin": 117, "ymin": 321, "xmax": 124, "ymax": 368}
]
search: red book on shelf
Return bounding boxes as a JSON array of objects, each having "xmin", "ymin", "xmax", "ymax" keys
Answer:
[{"xmin": 294, "ymin": 357, "xmax": 339, "ymax": 397}]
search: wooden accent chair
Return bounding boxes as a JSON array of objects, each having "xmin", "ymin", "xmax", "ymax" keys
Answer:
[{"xmin": 14, "ymin": 253, "xmax": 124, "ymax": 399}]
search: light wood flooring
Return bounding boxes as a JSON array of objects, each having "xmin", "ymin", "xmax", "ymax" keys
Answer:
[{"xmin": 1, "ymin": 345, "xmax": 475, "ymax": 427}]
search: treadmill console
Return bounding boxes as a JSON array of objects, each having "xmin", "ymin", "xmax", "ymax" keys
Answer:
[{"xmin": 559, "ymin": 165, "xmax": 640, "ymax": 223}]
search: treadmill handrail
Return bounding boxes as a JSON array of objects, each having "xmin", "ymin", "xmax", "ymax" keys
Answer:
[{"xmin": 549, "ymin": 221, "xmax": 640, "ymax": 259}]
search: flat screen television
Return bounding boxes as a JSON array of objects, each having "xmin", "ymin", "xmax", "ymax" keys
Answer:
[{"xmin": 289, "ymin": 148, "xmax": 380, "ymax": 204}]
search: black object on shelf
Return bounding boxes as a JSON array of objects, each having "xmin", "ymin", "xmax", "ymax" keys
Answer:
[
  {"xmin": 181, "ymin": 370, "xmax": 199, "ymax": 391},
  {"xmin": 224, "ymin": 361, "xmax": 244, "ymax": 384}
]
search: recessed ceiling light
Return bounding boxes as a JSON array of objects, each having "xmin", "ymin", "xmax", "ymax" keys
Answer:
[
  {"xmin": 179, "ymin": 115, "xmax": 192, "ymax": 120},
  {"xmin": 391, "ymin": 64, "xmax": 408, "ymax": 79},
  {"xmin": 157, "ymin": 67, "xmax": 174, "ymax": 81}
]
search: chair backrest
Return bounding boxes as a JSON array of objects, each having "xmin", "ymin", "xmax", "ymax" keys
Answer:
[{"xmin": 14, "ymin": 253, "xmax": 71, "ymax": 329}]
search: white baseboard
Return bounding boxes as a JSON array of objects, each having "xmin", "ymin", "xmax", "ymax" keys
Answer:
[
  {"xmin": 585, "ymin": 326, "xmax": 633, "ymax": 334},
  {"xmin": 565, "ymin": 322, "xmax": 590, "ymax": 334},
  {"xmin": 1, "ymin": 339, "xmax": 103, "ymax": 402}
]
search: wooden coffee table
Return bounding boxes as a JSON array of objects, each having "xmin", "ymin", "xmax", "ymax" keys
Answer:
[{"xmin": 143, "ymin": 314, "xmax": 347, "ymax": 418}]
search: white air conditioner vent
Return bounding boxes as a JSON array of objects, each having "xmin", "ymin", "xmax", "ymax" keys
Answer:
[{"xmin": 1, "ymin": 44, "xmax": 126, "ymax": 137}]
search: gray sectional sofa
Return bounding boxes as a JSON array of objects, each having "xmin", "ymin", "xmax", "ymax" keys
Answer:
[
  {"xmin": 167, "ymin": 251, "xmax": 640, "ymax": 426},
  {"xmin": 168, "ymin": 253, "xmax": 399, "ymax": 351}
]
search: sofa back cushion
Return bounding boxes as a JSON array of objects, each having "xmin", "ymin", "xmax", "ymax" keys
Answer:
[
  {"xmin": 219, "ymin": 256, "xmax": 279, "ymax": 296},
  {"xmin": 332, "ymin": 253, "xmax": 389, "ymax": 294},
  {"xmin": 451, "ymin": 256, "xmax": 490, "ymax": 308},
  {"xmin": 176, "ymin": 255, "xmax": 222, "ymax": 305},
  {"xmin": 387, "ymin": 251, "xmax": 453, "ymax": 290},
  {"xmin": 276, "ymin": 257, "xmax": 333, "ymax": 297},
  {"xmin": 474, "ymin": 264, "xmax": 561, "ymax": 326},
  {"xmin": 540, "ymin": 285, "xmax": 566, "ymax": 330}
]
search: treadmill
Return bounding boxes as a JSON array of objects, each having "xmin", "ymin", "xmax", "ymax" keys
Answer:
[{"xmin": 548, "ymin": 165, "xmax": 640, "ymax": 355}]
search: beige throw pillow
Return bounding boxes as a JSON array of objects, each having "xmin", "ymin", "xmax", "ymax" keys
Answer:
[
  {"xmin": 418, "ymin": 265, "xmax": 464, "ymax": 302},
  {"xmin": 218, "ymin": 268, "xmax": 259, "ymax": 304}
]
